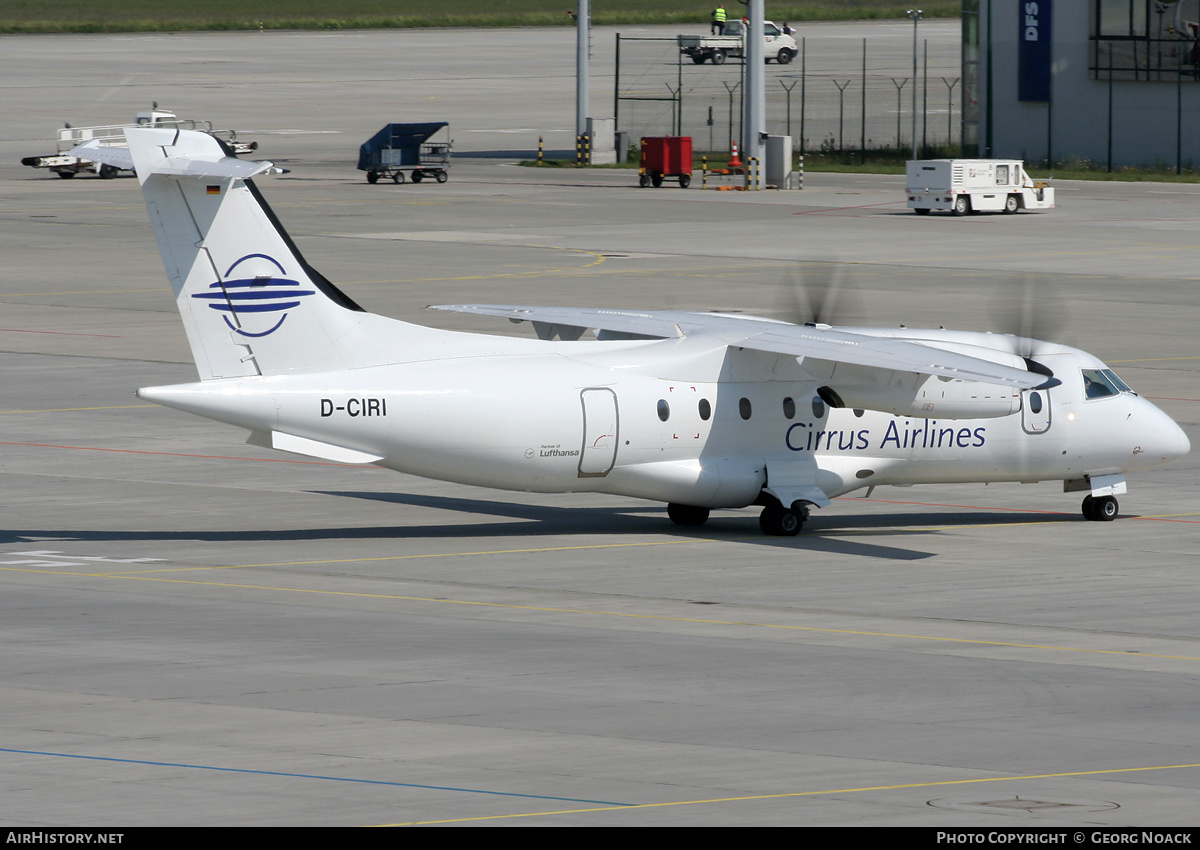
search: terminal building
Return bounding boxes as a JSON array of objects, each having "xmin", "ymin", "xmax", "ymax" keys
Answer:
[{"xmin": 962, "ymin": 0, "xmax": 1200, "ymax": 169}]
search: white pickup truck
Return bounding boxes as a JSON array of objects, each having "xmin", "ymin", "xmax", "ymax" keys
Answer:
[
  {"xmin": 21, "ymin": 106, "xmax": 256, "ymax": 179},
  {"xmin": 906, "ymin": 159, "xmax": 1055, "ymax": 215},
  {"xmin": 678, "ymin": 20, "xmax": 798, "ymax": 65}
]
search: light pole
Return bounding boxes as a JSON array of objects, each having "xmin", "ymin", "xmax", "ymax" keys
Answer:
[{"xmin": 907, "ymin": 9, "xmax": 922, "ymax": 160}]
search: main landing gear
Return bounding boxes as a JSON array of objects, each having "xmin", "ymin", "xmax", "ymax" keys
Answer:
[
  {"xmin": 667, "ymin": 500, "xmax": 809, "ymax": 536},
  {"xmin": 1082, "ymin": 494, "xmax": 1119, "ymax": 522},
  {"xmin": 667, "ymin": 503, "xmax": 710, "ymax": 527},
  {"xmin": 759, "ymin": 501, "xmax": 808, "ymax": 536}
]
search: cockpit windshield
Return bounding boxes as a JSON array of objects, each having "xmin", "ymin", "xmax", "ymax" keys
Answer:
[{"xmin": 1082, "ymin": 368, "xmax": 1135, "ymax": 400}]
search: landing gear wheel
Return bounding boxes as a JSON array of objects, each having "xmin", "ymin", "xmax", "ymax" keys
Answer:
[
  {"xmin": 679, "ymin": 174, "xmax": 691, "ymax": 189},
  {"xmin": 639, "ymin": 174, "xmax": 650, "ymax": 188},
  {"xmin": 1082, "ymin": 495, "xmax": 1119, "ymax": 522},
  {"xmin": 411, "ymin": 171, "xmax": 424, "ymax": 183},
  {"xmin": 367, "ymin": 171, "xmax": 379, "ymax": 184},
  {"xmin": 392, "ymin": 171, "xmax": 405, "ymax": 184},
  {"xmin": 667, "ymin": 503, "xmax": 710, "ymax": 527},
  {"xmin": 651, "ymin": 173, "xmax": 663, "ymax": 188},
  {"xmin": 953, "ymin": 195, "xmax": 970, "ymax": 216},
  {"xmin": 759, "ymin": 504, "xmax": 804, "ymax": 537},
  {"xmin": 1004, "ymin": 194, "xmax": 1020, "ymax": 214},
  {"xmin": 434, "ymin": 170, "xmax": 448, "ymax": 183},
  {"xmin": 914, "ymin": 208, "xmax": 931, "ymax": 215}
]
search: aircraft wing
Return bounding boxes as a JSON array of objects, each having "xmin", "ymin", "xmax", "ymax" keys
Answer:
[{"xmin": 430, "ymin": 304, "xmax": 1052, "ymax": 390}]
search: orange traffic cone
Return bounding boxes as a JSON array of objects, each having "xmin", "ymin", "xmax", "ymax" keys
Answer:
[{"xmin": 729, "ymin": 141, "xmax": 742, "ymax": 168}]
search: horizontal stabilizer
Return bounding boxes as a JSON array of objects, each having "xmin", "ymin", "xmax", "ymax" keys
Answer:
[
  {"xmin": 73, "ymin": 132, "xmax": 285, "ymax": 183},
  {"xmin": 67, "ymin": 142, "xmax": 134, "ymax": 172}
]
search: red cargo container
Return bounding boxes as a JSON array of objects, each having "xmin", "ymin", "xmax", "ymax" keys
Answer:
[{"xmin": 639, "ymin": 136, "xmax": 693, "ymax": 188}]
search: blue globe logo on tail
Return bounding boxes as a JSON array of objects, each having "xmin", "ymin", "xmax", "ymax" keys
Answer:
[{"xmin": 192, "ymin": 253, "xmax": 316, "ymax": 337}]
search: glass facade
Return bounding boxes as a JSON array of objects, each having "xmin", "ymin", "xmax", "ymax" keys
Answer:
[
  {"xmin": 962, "ymin": 0, "xmax": 981, "ymax": 156},
  {"xmin": 1091, "ymin": 0, "xmax": 1200, "ymax": 80}
]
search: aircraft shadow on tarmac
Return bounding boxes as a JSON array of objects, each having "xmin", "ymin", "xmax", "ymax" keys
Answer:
[{"xmin": 0, "ymin": 492, "xmax": 1076, "ymax": 562}]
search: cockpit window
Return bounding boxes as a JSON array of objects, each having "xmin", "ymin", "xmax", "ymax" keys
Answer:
[{"xmin": 1082, "ymin": 368, "xmax": 1134, "ymax": 400}]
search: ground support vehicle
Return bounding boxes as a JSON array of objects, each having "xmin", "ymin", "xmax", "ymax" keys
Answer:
[
  {"xmin": 358, "ymin": 122, "xmax": 452, "ymax": 184},
  {"xmin": 21, "ymin": 107, "xmax": 255, "ymax": 178},
  {"xmin": 906, "ymin": 159, "xmax": 1055, "ymax": 215},
  {"xmin": 678, "ymin": 20, "xmax": 798, "ymax": 65},
  {"xmin": 639, "ymin": 136, "xmax": 693, "ymax": 188}
]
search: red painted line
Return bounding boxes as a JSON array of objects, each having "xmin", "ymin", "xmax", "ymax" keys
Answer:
[
  {"xmin": 848, "ymin": 496, "xmax": 1071, "ymax": 515},
  {"xmin": 839, "ymin": 496, "xmax": 1200, "ymax": 523},
  {"xmin": 793, "ymin": 201, "xmax": 904, "ymax": 215},
  {"xmin": 0, "ymin": 440, "xmax": 382, "ymax": 469},
  {"xmin": 0, "ymin": 328, "xmax": 121, "ymax": 339}
]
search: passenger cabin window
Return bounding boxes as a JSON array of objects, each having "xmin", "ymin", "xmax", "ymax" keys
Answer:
[
  {"xmin": 657, "ymin": 399, "xmax": 670, "ymax": 421},
  {"xmin": 812, "ymin": 397, "xmax": 826, "ymax": 419},
  {"xmin": 739, "ymin": 398, "xmax": 752, "ymax": 420},
  {"xmin": 782, "ymin": 397, "xmax": 796, "ymax": 419},
  {"xmin": 1081, "ymin": 368, "xmax": 1134, "ymax": 400},
  {"xmin": 698, "ymin": 399, "xmax": 711, "ymax": 421}
]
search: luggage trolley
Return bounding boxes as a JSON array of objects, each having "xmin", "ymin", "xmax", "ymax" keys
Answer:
[
  {"xmin": 358, "ymin": 122, "xmax": 452, "ymax": 185},
  {"xmin": 638, "ymin": 136, "xmax": 693, "ymax": 188}
]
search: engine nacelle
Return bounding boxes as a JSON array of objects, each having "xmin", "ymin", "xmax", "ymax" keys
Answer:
[{"xmin": 811, "ymin": 362, "xmax": 1023, "ymax": 419}]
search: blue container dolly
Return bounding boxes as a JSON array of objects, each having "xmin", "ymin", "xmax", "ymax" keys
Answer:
[{"xmin": 358, "ymin": 122, "xmax": 451, "ymax": 185}]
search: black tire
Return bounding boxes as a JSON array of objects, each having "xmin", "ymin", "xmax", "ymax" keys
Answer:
[
  {"xmin": 679, "ymin": 174, "xmax": 691, "ymax": 189},
  {"xmin": 953, "ymin": 195, "xmax": 970, "ymax": 216},
  {"xmin": 367, "ymin": 171, "xmax": 379, "ymax": 184},
  {"xmin": 759, "ymin": 504, "xmax": 803, "ymax": 537},
  {"xmin": 692, "ymin": 54, "xmax": 706, "ymax": 65},
  {"xmin": 639, "ymin": 173, "xmax": 650, "ymax": 188},
  {"xmin": 435, "ymin": 170, "xmax": 448, "ymax": 183},
  {"xmin": 712, "ymin": 49, "xmax": 727, "ymax": 65},
  {"xmin": 392, "ymin": 171, "xmax": 405, "ymax": 184},
  {"xmin": 1083, "ymin": 495, "xmax": 1119, "ymax": 522},
  {"xmin": 777, "ymin": 49, "xmax": 794, "ymax": 65},
  {"xmin": 667, "ymin": 503, "xmax": 710, "ymax": 527},
  {"xmin": 914, "ymin": 208, "xmax": 931, "ymax": 215},
  {"xmin": 56, "ymin": 170, "xmax": 76, "ymax": 179},
  {"xmin": 98, "ymin": 163, "xmax": 118, "ymax": 179},
  {"xmin": 1004, "ymin": 194, "xmax": 1020, "ymax": 214},
  {"xmin": 411, "ymin": 171, "xmax": 424, "ymax": 183},
  {"xmin": 651, "ymin": 173, "xmax": 664, "ymax": 188}
]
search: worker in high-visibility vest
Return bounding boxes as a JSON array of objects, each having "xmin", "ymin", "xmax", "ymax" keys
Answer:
[{"xmin": 712, "ymin": 4, "xmax": 727, "ymax": 35}]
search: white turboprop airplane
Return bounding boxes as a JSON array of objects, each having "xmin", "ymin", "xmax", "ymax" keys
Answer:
[{"xmin": 78, "ymin": 129, "xmax": 1190, "ymax": 535}]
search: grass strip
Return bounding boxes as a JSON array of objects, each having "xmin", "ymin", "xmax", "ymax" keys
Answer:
[{"xmin": 0, "ymin": 1, "xmax": 961, "ymax": 34}]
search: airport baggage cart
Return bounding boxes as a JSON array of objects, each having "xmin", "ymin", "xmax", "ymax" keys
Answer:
[
  {"xmin": 639, "ymin": 136, "xmax": 692, "ymax": 188},
  {"xmin": 358, "ymin": 122, "xmax": 452, "ymax": 184}
]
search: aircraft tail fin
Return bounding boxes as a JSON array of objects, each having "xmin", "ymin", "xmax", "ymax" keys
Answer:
[{"xmin": 126, "ymin": 128, "xmax": 369, "ymax": 380}]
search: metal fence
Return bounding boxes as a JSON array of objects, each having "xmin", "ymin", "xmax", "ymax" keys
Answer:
[{"xmin": 613, "ymin": 32, "xmax": 961, "ymax": 157}]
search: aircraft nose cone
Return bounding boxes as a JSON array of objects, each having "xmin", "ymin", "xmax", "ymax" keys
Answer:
[
  {"xmin": 1169, "ymin": 421, "xmax": 1191, "ymax": 461},
  {"xmin": 1143, "ymin": 405, "xmax": 1190, "ymax": 465}
]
